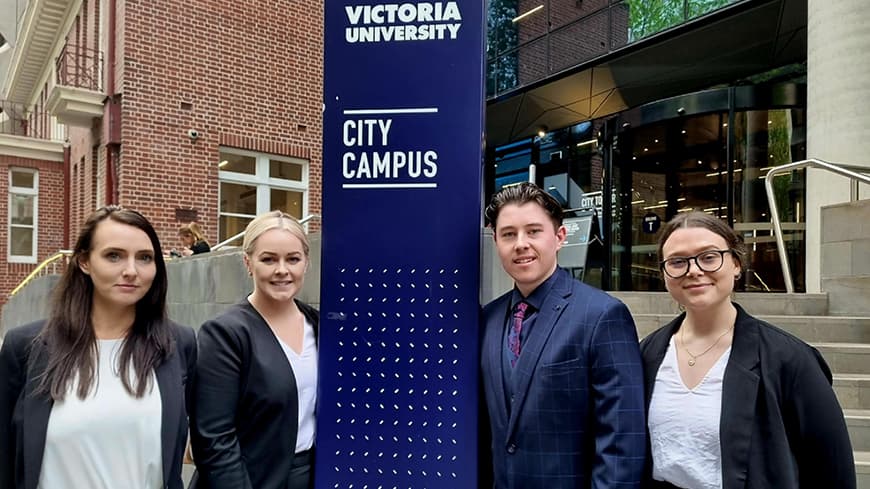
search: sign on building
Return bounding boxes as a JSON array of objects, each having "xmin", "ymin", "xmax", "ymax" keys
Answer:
[{"xmin": 316, "ymin": 1, "xmax": 485, "ymax": 487}]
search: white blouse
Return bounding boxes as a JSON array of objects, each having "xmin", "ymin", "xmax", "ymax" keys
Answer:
[
  {"xmin": 648, "ymin": 335, "xmax": 731, "ymax": 489},
  {"xmin": 274, "ymin": 317, "xmax": 318, "ymax": 453},
  {"xmin": 38, "ymin": 338, "xmax": 163, "ymax": 489}
]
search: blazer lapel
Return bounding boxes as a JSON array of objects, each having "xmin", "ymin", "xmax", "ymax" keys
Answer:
[
  {"xmin": 720, "ymin": 304, "xmax": 760, "ymax": 489},
  {"xmin": 22, "ymin": 344, "xmax": 52, "ymax": 489},
  {"xmin": 505, "ymin": 272, "xmax": 571, "ymax": 441},
  {"xmin": 642, "ymin": 315, "xmax": 683, "ymax": 412},
  {"xmin": 155, "ymin": 350, "xmax": 182, "ymax": 487}
]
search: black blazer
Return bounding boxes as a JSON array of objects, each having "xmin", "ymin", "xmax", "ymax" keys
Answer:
[
  {"xmin": 639, "ymin": 303, "xmax": 855, "ymax": 489},
  {"xmin": 190, "ymin": 299, "xmax": 319, "ymax": 489},
  {"xmin": 0, "ymin": 320, "xmax": 197, "ymax": 489}
]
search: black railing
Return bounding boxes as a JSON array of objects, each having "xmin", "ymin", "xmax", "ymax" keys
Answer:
[
  {"xmin": 0, "ymin": 100, "xmax": 30, "ymax": 137},
  {"xmin": 55, "ymin": 44, "xmax": 104, "ymax": 92},
  {"xmin": 0, "ymin": 100, "xmax": 54, "ymax": 140}
]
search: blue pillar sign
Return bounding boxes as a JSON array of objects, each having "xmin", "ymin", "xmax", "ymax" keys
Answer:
[{"xmin": 316, "ymin": 1, "xmax": 485, "ymax": 487}]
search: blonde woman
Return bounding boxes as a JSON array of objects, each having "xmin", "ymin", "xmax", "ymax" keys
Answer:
[
  {"xmin": 177, "ymin": 223, "xmax": 211, "ymax": 256},
  {"xmin": 190, "ymin": 211, "xmax": 318, "ymax": 489}
]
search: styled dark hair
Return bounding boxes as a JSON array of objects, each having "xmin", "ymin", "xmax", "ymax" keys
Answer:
[
  {"xmin": 484, "ymin": 182, "xmax": 563, "ymax": 229},
  {"xmin": 657, "ymin": 211, "xmax": 748, "ymax": 270},
  {"xmin": 35, "ymin": 206, "xmax": 172, "ymax": 400}
]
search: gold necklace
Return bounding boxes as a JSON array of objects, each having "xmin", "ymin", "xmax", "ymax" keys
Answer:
[{"xmin": 680, "ymin": 324, "xmax": 734, "ymax": 367}]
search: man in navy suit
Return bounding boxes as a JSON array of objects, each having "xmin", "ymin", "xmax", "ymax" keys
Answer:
[{"xmin": 480, "ymin": 183, "xmax": 646, "ymax": 489}]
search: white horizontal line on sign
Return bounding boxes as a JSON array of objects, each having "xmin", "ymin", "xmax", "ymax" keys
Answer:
[
  {"xmin": 342, "ymin": 108, "xmax": 439, "ymax": 115},
  {"xmin": 342, "ymin": 183, "xmax": 438, "ymax": 189}
]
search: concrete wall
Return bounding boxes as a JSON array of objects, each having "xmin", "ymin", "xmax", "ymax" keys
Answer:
[
  {"xmin": 166, "ymin": 234, "xmax": 323, "ymax": 329},
  {"xmin": 820, "ymin": 199, "xmax": 870, "ymax": 315},
  {"xmin": 0, "ymin": 274, "xmax": 58, "ymax": 334},
  {"xmin": 806, "ymin": 0, "xmax": 870, "ymax": 293}
]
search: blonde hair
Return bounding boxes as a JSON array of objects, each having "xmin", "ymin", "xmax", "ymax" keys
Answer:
[
  {"xmin": 242, "ymin": 210, "xmax": 309, "ymax": 257},
  {"xmin": 178, "ymin": 222, "xmax": 208, "ymax": 244}
]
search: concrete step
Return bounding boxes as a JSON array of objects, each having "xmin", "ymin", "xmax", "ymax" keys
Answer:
[
  {"xmin": 612, "ymin": 292, "xmax": 828, "ymax": 317},
  {"xmin": 816, "ymin": 343, "xmax": 870, "ymax": 375},
  {"xmin": 823, "ymin": 276, "xmax": 870, "ymax": 316},
  {"xmin": 836, "ymin": 374, "xmax": 870, "ymax": 410},
  {"xmin": 635, "ymin": 315, "xmax": 870, "ymax": 343},
  {"xmin": 846, "ymin": 409, "xmax": 870, "ymax": 452},
  {"xmin": 855, "ymin": 450, "xmax": 870, "ymax": 488}
]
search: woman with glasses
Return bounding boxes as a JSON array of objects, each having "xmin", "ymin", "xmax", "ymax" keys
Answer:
[{"xmin": 639, "ymin": 211, "xmax": 854, "ymax": 489}]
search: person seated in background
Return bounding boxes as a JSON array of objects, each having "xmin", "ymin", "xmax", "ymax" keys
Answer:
[{"xmin": 177, "ymin": 222, "xmax": 211, "ymax": 256}]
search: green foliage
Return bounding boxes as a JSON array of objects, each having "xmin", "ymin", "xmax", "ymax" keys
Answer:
[
  {"xmin": 486, "ymin": 0, "xmax": 519, "ymax": 95},
  {"xmin": 625, "ymin": 0, "xmax": 734, "ymax": 42}
]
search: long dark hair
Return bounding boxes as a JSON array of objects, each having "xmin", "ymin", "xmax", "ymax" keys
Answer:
[{"xmin": 35, "ymin": 206, "xmax": 173, "ymax": 400}]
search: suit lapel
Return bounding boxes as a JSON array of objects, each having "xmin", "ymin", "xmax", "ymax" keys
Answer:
[
  {"xmin": 505, "ymin": 271, "xmax": 571, "ymax": 441},
  {"xmin": 720, "ymin": 305, "xmax": 760, "ymax": 489},
  {"xmin": 155, "ymin": 348, "xmax": 181, "ymax": 487},
  {"xmin": 485, "ymin": 295, "xmax": 511, "ymax": 426},
  {"xmin": 22, "ymin": 343, "xmax": 52, "ymax": 489}
]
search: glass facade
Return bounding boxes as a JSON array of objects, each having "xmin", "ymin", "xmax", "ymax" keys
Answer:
[
  {"xmin": 486, "ymin": 83, "xmax": 807, "ymax": 292},
  {"xmin": 486, "ymin": 0, "xmax": 740, "ymax": 98}
]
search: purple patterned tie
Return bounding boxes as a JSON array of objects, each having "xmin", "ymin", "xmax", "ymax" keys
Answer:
[{"xmin": 509, "ymin": 302, "xmax": 528, "ymax": 367}]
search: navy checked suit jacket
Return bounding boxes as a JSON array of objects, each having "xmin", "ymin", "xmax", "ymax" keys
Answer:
[{"xmin": 480, "ymin": 268, "xmax": 646, "ymax": 489}]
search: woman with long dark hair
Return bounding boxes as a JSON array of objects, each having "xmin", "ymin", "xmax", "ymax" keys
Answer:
[{"xmin": 0, "ymin": 206, "xmax": 196, "ymax": 489}]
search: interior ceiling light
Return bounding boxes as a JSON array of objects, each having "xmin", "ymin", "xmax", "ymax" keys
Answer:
[{"xmin": 512, "ymin": 5, "xmax": 544, "ymax": 22}]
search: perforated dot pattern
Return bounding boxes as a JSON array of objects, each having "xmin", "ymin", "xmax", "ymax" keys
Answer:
[{"xmin": 315, "ymin": 265, "xmax": 478, "ymax": 488}]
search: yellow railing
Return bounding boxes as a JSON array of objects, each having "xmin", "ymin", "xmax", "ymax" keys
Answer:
[{"xmin": 9, "ymin": 250, "xmax": 73, "ymax": 298}]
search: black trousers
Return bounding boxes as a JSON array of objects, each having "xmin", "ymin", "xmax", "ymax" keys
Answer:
[{"xmin": 286, "ymin": 449, "xmax": 314, "ymax": 489}]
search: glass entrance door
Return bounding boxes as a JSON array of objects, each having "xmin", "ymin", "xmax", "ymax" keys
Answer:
[{"xmin": 612, "ymin": 113, "xmax": 729, "ymax": 290}]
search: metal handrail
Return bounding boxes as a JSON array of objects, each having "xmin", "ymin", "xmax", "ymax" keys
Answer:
[
  {"xmin": 765, "ymin": 158, "xmax": 870, "ymax": 293},
  {"xmin": 8, "ymin": 250, "xmax": 73, "ymax": 298},
  {"xmin": 212, "ymin": 214, "xmax": 321, "ymax": 251}
]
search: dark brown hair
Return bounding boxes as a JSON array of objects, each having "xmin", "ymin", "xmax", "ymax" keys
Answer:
[
  {"xmin": 657, "ymin": 211, "xmax": 748, "ymax": 270},
  {"xmin": 35, "ymin": 206, "xmax": 172, "ymax": 400},
  {"xmin": 484, "ymin": 182, "xmax": 563, "ymax": 230}
]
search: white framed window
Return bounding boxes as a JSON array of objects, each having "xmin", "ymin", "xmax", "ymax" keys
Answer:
[
  {"xmin": 218, "ymin": 148, "xmax": 309, "ymax": 243},
  {"xmin": 8, "ymin": 168, "xmax": 39, "ymax": 263}
]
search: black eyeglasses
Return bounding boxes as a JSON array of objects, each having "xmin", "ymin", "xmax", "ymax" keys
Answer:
[{"xmin": 660, "ymin": 249, "xmax": 733, "ymax": 278}]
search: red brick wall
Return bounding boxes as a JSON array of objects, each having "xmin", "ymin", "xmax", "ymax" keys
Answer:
[
  {"xmin": 115, "ymin": 0, "xmax": 324, "ymax": 248},
  {"xmin": 68, "ymin": 124, "xmax": 102, "ymax": 228},
  {"xmin": 514, "ymin": 1, "xmax": 629, "ymax": 86},
  {"xmin": 0, "ymin": 156, "xmax": 66, "ymax": 307}
]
